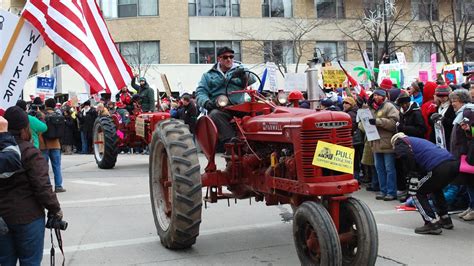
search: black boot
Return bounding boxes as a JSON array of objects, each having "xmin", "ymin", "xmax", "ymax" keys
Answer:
[
  {"xmin": 437, "ymin": 216, "xmax": 454, "ymax": 229},
  {"xmin": 415, "ymin": 222, "xmax": 442, "ymax": 235}
]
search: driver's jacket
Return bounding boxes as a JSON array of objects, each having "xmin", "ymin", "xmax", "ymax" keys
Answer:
[{"xmin": 195, "ymin": 62, "xmax": 255, "ymax": 108}]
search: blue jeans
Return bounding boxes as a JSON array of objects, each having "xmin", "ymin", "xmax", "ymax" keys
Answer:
[
  {"xmin": 0, "ymin": 216, "xmax": 45, "ymax": 266},
  {"xmin": 42, "ymin": 149, "xmax": 63, "ymax": 188},
  {"xmin": 374, "ymin": 153, "xmax": 397, "ymax": 197},
  {"xmin": 80, "ymin": 131, "xmax": 88, "ymax": 154}
]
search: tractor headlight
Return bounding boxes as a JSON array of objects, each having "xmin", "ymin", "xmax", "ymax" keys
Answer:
[
  {"xmin": 277, "ymin": 91, "xmax": 288, "ymax": 105},
  {"xmin": 216, "ymin": 95, "xmax": 229, "ymax": 107}
]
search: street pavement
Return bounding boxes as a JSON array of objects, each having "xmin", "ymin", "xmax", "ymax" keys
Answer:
[{"xmin": 42, "ymin": 154, "xmax": 474, "ymax": 265}]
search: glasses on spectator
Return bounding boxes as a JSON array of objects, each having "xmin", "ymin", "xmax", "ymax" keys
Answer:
[{"xmin": 221, "ymin": 55, "xmax": 234, "ymax": 60}]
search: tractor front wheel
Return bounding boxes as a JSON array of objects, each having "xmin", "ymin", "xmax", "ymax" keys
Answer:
[
  {"xmin": 293, "ymin": 201, "xmax": 342, "ymax": 266},
  {"xmin": 149, "ymin": 119, "xmax": 202, "ymax": 249},
  {"xmin": 339, "ymin": 198, "xmax": 378, "ymax": 266},
  {"xmin": 93, "ymin": 117, "xmax": 119, "ymax": 169}
]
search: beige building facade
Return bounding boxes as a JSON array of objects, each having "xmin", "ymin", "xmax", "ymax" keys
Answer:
[{"xmin": 2, "ymin": 0, "xmax": 473, "ymax": 76}]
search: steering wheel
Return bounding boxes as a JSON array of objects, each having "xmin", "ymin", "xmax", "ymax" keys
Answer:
[{"xmin": 224, "ymin": 70, "xmax": 262, "ymax": 106}]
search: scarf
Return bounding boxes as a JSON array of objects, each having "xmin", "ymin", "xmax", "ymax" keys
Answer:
[{"xmin": 438, "ymin": 101, "xmax": 450, "ymax": 117}]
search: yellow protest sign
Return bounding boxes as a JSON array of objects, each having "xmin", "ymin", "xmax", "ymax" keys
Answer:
[
  {"xmin": 322, "ymin": 68, "xmax": 346, "ymax": 88},
  {"xmin": 312, "ymin": 141, "xmax": 354, "ymax": 174}
]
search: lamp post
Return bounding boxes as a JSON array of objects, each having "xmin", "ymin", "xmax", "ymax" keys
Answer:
[{"xmin": 383, "ymin": 0, "xmax": 389, "ymax": 63}]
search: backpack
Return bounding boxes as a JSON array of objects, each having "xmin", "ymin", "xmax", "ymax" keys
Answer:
[{"xmin": 43, "ymin": 112, "xmax": 65, "ymax": 139}]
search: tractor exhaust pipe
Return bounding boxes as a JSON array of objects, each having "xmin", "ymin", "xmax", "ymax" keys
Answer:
[{"xmin": 306, "ymin": 55, "xmax": 325, "ymax": 110}]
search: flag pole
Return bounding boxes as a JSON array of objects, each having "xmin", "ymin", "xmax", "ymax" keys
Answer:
[{"xmin": 0, "ymin": 17, "xmax": 25, "ymax": 74}]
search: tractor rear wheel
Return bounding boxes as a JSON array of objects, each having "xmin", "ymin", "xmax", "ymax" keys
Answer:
[
  {"xmin": 149, "ymin": 119, "xmax": 202, "ymax": 249},
  {"xmin": 93, "ymin": 117, "xmax": 119, "ymax": 169},
  {"xmin": 293, "ymin": 201, "xmax": 342, "ymax": 266},
  {"xmin": 339, "ymin": 198, "xmax": 378, "ymax": 266}
]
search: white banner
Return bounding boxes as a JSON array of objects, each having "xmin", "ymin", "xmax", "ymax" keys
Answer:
[
  {"xmin": 265, "ymin": 62, "xmax": 278, "ymax": 92},
  {"xmin": 0, "ymin": 9, "xmax": 44, "ymax": 113}
]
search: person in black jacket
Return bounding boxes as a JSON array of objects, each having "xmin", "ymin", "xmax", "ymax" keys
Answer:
[
  {"xmin": 77, "ymin": 101, "xmax": 97, "ymax": 154},
  {"xmin": 396, "ymin": 92, "xmax": 426, "ymax": 138},
  {"xmin": 179, "ymin": 94, "xmax": 198, "ymax": 134},
  {"xmin": 0, "ymin": 106, "xmax": 63, "ymax": 265},
  {"xmin": 429, "ymin": 85, "xmax": 455, "ymax": 150}
]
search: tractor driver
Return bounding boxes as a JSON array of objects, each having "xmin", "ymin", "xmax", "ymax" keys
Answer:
[
  {"xmin": 195, "ymin": 46, "xmax": 256, "ymax": 146},
  {"xmin": 131, "ymin": 74, "xmax": 156, "ymax": 112}
]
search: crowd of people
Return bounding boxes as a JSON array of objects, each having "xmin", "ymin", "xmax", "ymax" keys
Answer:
[{"xmin": 320, "ymin": 77, "xmax": 474, "ymax": 234}]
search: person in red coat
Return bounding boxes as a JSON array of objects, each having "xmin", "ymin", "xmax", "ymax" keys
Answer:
[{"xmin": 421, "ymin": 81, "xmax": 438, "ymax": 139}]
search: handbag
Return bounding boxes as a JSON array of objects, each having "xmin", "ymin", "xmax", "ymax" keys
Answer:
[{"xmin": 352, "ymin": 128, "xmax": 364, "ymax": 146}]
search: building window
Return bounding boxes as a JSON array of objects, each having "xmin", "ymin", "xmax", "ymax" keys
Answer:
[
  {"xmin": 189, "ymin": 41, "xmax": 241, "ymax": 64},
  {"xmin": 466, "ymin": 43, "xmax": 474, "ymax": 61},
  {"xmin": 41, "ymin": 65, "xmax": 50, "ymax": 72},
  {"xmin": 411, "ymin": 0, "xmax": 438, "ymax": 21},
  {"xmin": 262, "ymin": 0, "xmax": 293, "ymax": 18},
  {"xmin": 100, "ymin": 0, "xmax": 158, "ymax": 18},
  {"xmin": 413, "ymin": 42, "xmax": 437, "ymax": 62},
  {"xmin": 119, "ymin": 41, "xmax": 160, "ymax": 65},
  {"xmin": 316, "ymin": 0, "xmax": 345, "ymax": 19},
  {"xmin": 316, "ymin": 41, "xmax": 346, "ymax": 62},
  {"xmin": 366, "ymin": 41, "xmax": 394, "ymax": 62},
  {"xmin": 263, "ymin": 41, "xmax": 294, "ymax": 64},
  {"xmin": 52, "ymin": 53, "xmax": 65, "ymax": 67},
  {"xmin": 455, "ymin": 0, "xmax": 474, "ymax": 21},
  {"xmin": 189, "ymin": 0, "xmax": 240, "ymax": 17}
]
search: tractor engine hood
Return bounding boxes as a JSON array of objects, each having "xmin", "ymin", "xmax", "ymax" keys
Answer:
[{"xmin": 241, "ymin": 107, "xmax": 351, "ymax": 142}]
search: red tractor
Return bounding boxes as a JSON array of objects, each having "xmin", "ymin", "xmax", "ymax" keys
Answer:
[
  {"xmin": 93, "ymin": 107, "xmax": 170, "ymax": 169},
  {"xmin": 148, "ymin": 71, "xmax": 378, "ymax": 265}
]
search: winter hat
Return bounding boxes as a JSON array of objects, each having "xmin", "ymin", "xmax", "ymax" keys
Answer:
[
  {"xmin": 33, "ymin": 97, "xmax": 43, "ymax": 105},
  {"xmin": 373, "ymin": 89, "xmax": 387, "ymax": 97},
  {"xmin": 422, "ymin": 81, "xmax": 437, "ymax": 103},
  {"xmin": 343, "ymin": 97, "xmax": 356, "ymax": 107},
  {"xmin": 388, "ymin": 88, "xmax": 401, "ymax": 102},
  {"xmin": 217, "ymin": 46, "xmax": 234, "ymax": 57},
  {"xmin": 379, "ymin": 78, "xmax": 393, "ymax": 90},
  {"xmin": 435, "ymin": 84, "xmax": 452, "ymax": 96},
  {"xmin": 321, "ymin": 98, "xmax": 334, "ymax": 108},
  {"xmin": 4, "ymin": 106, "xmax": 29, "ymax": 131},
  {"xmin": 390, "ymin": 132, "xmax": 407, "ymax": 148},
  {"xmin": 396, "ymin": 91, "xmax": 411, "ymax": 105},
  {"xmin": 16, "ymin": 100, "xmax": 27, "ymax": 111},
  {"xmin": 139, "ymin": 77, "xmax": 147, "ymax": 82}
]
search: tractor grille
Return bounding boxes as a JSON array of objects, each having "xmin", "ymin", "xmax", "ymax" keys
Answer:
[{"xmin": 300, "ymin": 128, "xmax": 352, "ymax": 179}]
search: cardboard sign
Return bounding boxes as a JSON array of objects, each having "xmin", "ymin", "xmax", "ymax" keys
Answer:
[
  {"xmin": 322, "ymin": 68, "xmax": 346, "ymax": 88},
  {"xmin": 0, "ymin": 10, "xmax": 44, "ymax": 113},
  {"xmin": 160, "ymin": 73, "xmax": 172, "ymax": 96},
  {"xmin": 357, "ymin": 109, "xmax": 380, "ymax": 141},
  {"xmin": 396, "ymin": 52, "xmax": 407, "ymax": 67},
  {"xmin": 312, "ymin": 141, "xmax": 355, "ymax": 174},
  {"xmin": 135, "ymin": 117, "xmax": 145, "ymax": 138}
]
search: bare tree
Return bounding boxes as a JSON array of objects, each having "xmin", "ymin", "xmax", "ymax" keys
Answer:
[
  {"xmin": 420, "ymin": 0, "xmax": 474, "ymax": 64},
  {"xmin": 236, "ymin": 17, "xmax": 326, "ymax": 74},
  {"xmin": 336, "ymin": 0, "xmax": 416, "ymax": 76},
  {"xmin": 119, "ymin": 33, "xmax": 158, "ymax": 77}
]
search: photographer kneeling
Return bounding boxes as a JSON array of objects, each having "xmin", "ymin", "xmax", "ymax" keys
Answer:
[
  {"xmin": 0, "ymin": 106, "xmax": 64, "ymax": 265},
  {"xmin": 391, "ymin": 132, "xmax": 459, "ymax": 235}
]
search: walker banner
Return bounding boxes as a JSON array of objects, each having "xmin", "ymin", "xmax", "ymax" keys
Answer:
[
  {"xmin": 0, "ymin": 9, "xmax": 44, "ymax": 114},
  {"xmin": 312, "ymin": 141, "xmax": 355, "ymax": 174}
]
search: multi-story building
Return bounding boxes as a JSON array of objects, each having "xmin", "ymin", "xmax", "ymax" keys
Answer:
[{"xmin": 2, "ymin": 0, "xmax": 473, "ymax": 95}]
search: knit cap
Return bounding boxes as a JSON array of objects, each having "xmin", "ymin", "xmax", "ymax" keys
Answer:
[
  {"xmin": 435, "ymin": 84, "xmax": 452, "ymax": 96},
  {"xmin": 4, "ymin": 106, "xmax": 29, "ymax": 131}
]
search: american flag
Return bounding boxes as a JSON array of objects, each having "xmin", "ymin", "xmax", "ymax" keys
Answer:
[{"xmin": 22, "ymin": 0, "xmax": 132, "ymax": 95}]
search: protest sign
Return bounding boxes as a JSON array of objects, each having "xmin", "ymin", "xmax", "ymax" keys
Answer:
[
  {"xmin": 377, "ymin": 63, "xmax": 402, "ymax": 87},
  {"xmin": 396, "ymin": 52, "xmax": 407, "ymax": 67},
  {"xmin": 284, "ymin": 73, "xmax": 306, "ymax": 91},
  {"xmin": 36, "ymin": 76, "xmax": 55, "ymax": 99},
  {"xmin": 312, "ymin": 141, "xmax": 355, "ymax": 174},
  {"xmin": 357, "ymin": 109, "xmax": 380, "ymax": 141},
  {"xmin": 0, "ymin": 10, "xmax": 44, "ymax": 114},
  {"xmin": 322, "ymin": 68, "xmax": 346, "ymax": 88},
  {"xmin": 430, "ymin": 53, "xmax": 437, "ymax": 80},
  {"xmin": 419, "ymin": 70, "xmax": 429, "ymax": 83},
  {"xmin": 265, "ymin": 62, "xmax": 278, "ymax": 92}
]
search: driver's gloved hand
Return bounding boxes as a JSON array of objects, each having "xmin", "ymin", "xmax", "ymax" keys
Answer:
[
  {"xmin": 231, "ymin": 68, "xmax": 245, "ymax": 78},
  {"xmin": 204, "ymin": 100, "xmax": 216, "ymax": 111}
]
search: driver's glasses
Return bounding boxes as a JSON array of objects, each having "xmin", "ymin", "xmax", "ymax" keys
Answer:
[{"xmin": 221, "ymin": 55, "xmax": 234, "ymax": 60}]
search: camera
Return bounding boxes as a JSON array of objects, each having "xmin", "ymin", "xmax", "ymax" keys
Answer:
[{"xmin": 46, "ymin": 216, "xmax": 68, "ymax": 231}]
